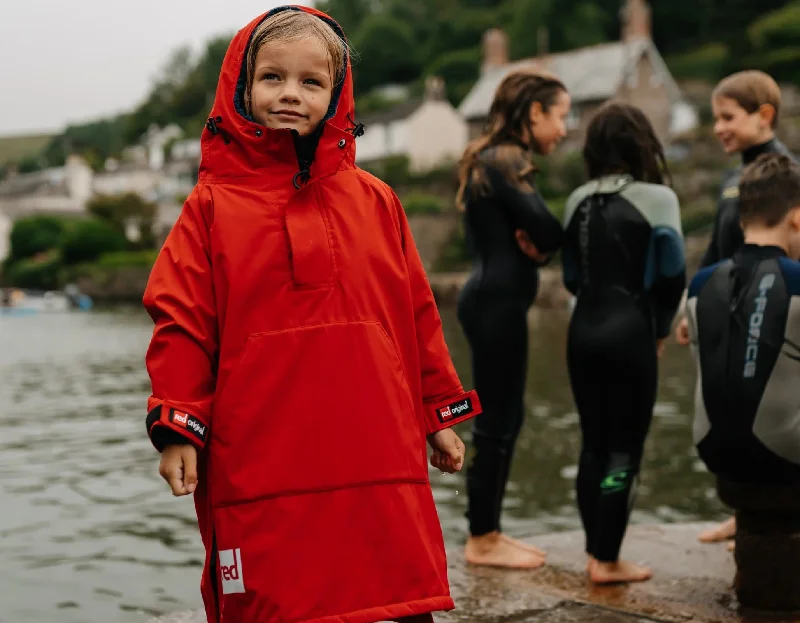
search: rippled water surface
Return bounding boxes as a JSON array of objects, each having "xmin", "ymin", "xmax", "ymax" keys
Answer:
[{"xmin": 0, "ymin": 307, "xmax": 725, "ymax": 622}]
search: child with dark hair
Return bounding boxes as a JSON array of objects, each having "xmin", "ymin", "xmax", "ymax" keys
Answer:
[{"xmin": 561, "ymin": 102, "xmax": 686, "ymax": 584}]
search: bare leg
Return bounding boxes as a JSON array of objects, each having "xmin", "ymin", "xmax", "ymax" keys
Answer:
[
  {"xmin": 697, "ymin": 517, "xmax": 736, "ymax": 543},
  {"xmin": 588, "ymin": 558, "xmax": 652, "ymax": 584},
  {"xmin": 465, "ymin": 531, "xmax": 546, "ymax": 569}
]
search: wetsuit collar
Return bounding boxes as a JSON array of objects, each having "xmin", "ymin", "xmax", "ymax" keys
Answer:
[
  {"xmin": 741, "ymin": 138, "xmax": 788, "ymax": 165},
  {"xmin": 735, "ymin": 243, "xmax": 787, "ymax": 260}
]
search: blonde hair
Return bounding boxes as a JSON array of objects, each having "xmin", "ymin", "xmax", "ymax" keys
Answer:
[
  {"xmin": 713, "ymin": 70, "xmax": 782, "ymax": 128},
  {"xmin": 244, "ymin": 10, "xmax": 348, "ymax": 118},
  {"xmin": 455, "ymin": 69, "xmax": 566, "ymax": 210}
]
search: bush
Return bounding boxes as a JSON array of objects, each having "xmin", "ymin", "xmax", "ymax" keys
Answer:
[
  {"xmin": 8, "ymin": 215, "xmax": 67, "ymax": 262},
  {"xmin": 665, "ymin": 43, "xmax": 729, "ymax": 81},
  {"xmin": 537, "ymin": 151, "xmax": 585, "ymax": 197},
  {"xmin": 60, "ymin": 218, "xmax": 128, "ymax": 265},
  {"xmin": 5, "ymin": 250, "xmax": 63, "ymax": 290},
  {"xmin": 95, "ymin": 249, "xmax": 159, "ymax": 268},
  {"xmin": 402, "ymin": 192, "xmax": 445, "ymax": 216},
  {"xmin": 435, "ymin": 222, "xmax": 471, "ymax": 272}
]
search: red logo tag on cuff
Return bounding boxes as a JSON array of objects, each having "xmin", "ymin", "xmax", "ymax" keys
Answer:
[
  {"xmin": 437, "ymin": 397, "xmax": 474, "ymax": 423},
  {"xmin": 169, "ymin": 409, "xmax": 207, "ymax": 443}
]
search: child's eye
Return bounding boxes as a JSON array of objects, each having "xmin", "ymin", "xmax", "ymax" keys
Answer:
[
  {"xmin": 304, "ymin": 79, "xmax": 321, "ymax": 86},
  {"xmin": 262, "ymin": 73, "xmax": 280, "ymax": 81}
]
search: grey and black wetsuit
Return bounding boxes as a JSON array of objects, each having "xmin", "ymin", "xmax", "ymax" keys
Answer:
[
  {"xmin": 700, "ymin": 139, "xmax": 795, "ymax": 267},
  {"xmin": 562, "ymin": 175, "xmax": 686, "ymax": 562},
  {"xmin": 687, "ymin": 244, "xmax": 800, "ymax": 484},
  {"xmin": 457, "ymin": 142, "xmax": 563, "ymax": 537}
]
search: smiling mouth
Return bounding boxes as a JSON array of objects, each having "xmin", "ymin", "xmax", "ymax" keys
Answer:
[{"xmin": 272, "ymin": 110, "xmax": 306, "ymax": 118}]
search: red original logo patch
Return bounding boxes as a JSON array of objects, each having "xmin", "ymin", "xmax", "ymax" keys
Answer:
[
  {"xmin": 169, "ymin": 409, "xmax": 207, "ymax": 443},
  {"xmin": 437, "ymin": 398, "xmax": 473, "ymax": 423}
]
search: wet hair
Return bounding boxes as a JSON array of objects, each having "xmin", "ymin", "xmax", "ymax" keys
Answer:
[
  {"xmin": 456, "ymin": 69, "xmax": 567, "ymax": 210},
  {"xmin": 739, "ymin": 153, "xmax": 800, "ymax": 228},
  {"xmin": 712, "ymin": 70, "xmax": 781, "ymax": 129},
  {"xmin": 583, "ymin": 102, "xmax": 669, "ymax": 185},
  {"xmin": 244, "ymin": 10, "xmax": 348, "ymax": 118}
]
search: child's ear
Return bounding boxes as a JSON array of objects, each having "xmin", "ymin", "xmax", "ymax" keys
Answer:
[
  {"xmin": 758, "ymin": 103, "xmax": 776, "ymax": 129},
  {"xmin": 790, "ymin": 206, "xmax": 800, "ymax": 231}
]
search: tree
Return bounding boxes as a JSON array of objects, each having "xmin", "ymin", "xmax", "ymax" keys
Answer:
[
  {"xmin": 8, "ymin": 216, "xmax": 66, "ymax": 262},
  {"xmin": 87, "ymin": 193, "xmax": 157, "ymax": 249},
  {"xmin": 316, "ymin": 0, "xmax": 375, "ymax": 36},
  {"xmin": 351, "ymin": 16, "xmax": 421, "ymax": 93},
  {"xmin": 60, "ymin": 218, "xmax": 128, "ymax": 265}
]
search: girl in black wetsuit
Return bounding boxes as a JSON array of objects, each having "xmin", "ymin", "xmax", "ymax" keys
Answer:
[
  {"xmin": 456, "ymin": 71, "xmax": 571, "ymax": 569},
  {"xmin": 561, "ymin": 103, "xmax": 686, "ymax": 584}
]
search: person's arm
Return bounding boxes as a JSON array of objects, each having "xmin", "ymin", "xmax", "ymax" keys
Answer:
[
  {"xmin": 393, "ymin": 192, "xmax": 481, "ymax": 434},
  {"xmin": 476, "ymin": 146, "xmax": 563, "ymax": 258},
  {"xmin": 650, "ymin": 189, "xmax": 687, "ymax": 339},
  {"xmin": 699, "ymin": 205, "xmax": 722, "ymax": 268},
  {"xmin": 144, "ymin": 184, "xmax": 219, "ymax": 452},
  {"xmin": 483, "ymin": 165, "xmax": 564, "ymax": 257},
  {"xmin": 700, "ymin": 172, "xmax": 742, "ymax": 268}
]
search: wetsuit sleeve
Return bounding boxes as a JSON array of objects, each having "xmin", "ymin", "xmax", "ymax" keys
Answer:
[
  {"xmin": 649, "ymin": 190, "xmax": 686, "ymax": 339},
  {"xmin": 395, "ymin": 194, "xmax": 482, "ymax": 434},
  {"xmin": 483, "ymin": 165, "xmax": 564, "ymax": 257},
  {"xmin": 143, "ymin": 185, "xmax": 217, "ymax": 452},
  {"xmin": 700, "ymin": 173, "xmax": 742, "ymax": 268}
]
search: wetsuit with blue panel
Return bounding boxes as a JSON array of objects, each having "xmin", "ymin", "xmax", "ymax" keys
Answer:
[
  {"xmin": 561, "ymin": 174, "xmax": 686, "ymax": 562},
  {"xmin": 457, "ymin": 142, "xmax": 564, "ymax": 536},
  {"xmin": 687, "ymin": 244, "xmax": 800, "ymax": 484}
]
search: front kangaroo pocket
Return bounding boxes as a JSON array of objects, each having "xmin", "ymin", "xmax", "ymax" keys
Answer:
[{"xmin": 211, "ymin": 321, "xmax": 426, "ymax": 505}]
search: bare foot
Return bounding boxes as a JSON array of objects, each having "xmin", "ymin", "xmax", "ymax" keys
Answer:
[
  {"xmin": 586, "ymin": 554, "xmax": 596, "ymax": 573},
  {"xmin": 588, "ymin": 559, "xmax": 652, "ymax": 584},
  {"xmin": 727, "ymin": 540, "xmax": 735, "ymax": 552},
  {"xmin": 500, "ymin": 533, "xmax": 547, "ymax": 556},
  {"xmin": 697, "ymin": 517, "xmax": 736, "ymax": 543},
  {"xmin": 465, "ymin": 531, "xmax": 546, "ymax": 569}
]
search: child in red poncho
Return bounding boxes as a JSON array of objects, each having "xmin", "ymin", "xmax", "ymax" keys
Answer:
[{"xmin": 143, "ymin": 6, "xmax": 481, "ymax": 623}]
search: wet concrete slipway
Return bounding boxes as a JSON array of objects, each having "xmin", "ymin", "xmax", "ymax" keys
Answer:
[{"xmin": 150, "ymin": 522, "xmax": 797, "ymax": 623}]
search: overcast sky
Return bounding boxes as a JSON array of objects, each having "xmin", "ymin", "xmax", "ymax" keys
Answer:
[{"xmin": 0, "ymin": 0, "xmax": 311, "ymax": 136}]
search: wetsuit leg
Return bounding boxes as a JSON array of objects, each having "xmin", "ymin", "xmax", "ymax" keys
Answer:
[
  {"xmin": 458, "ymin": 291, "xmax": 530, "ymax": 536},
  {"xmin": 567, "ymin": 303, "xmax": 657, "ymax": 562}
]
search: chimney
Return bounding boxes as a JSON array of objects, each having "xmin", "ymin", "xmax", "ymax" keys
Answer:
[
  {"xmin": 482, "ymin": 28, "xmax": 509, "ymax": 73},
  {"xmin": 424, "ymin": 76, "xmax": 446, "ymax": 101},
  {"xmin": 620, "ymin": 0, "xmax": 651, "ymax": 41}
]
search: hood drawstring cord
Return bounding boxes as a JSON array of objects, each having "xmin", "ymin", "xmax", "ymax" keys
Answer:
[{"xmin": 206, "ymin": 116, "xmax": 232, "ymax": 145}]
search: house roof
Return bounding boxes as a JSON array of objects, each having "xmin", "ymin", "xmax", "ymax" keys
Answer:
[
  {"xmin": 0, "ymin": 167, "xmax": 67, "ymax": 199},
  {"xmin": 458, "ymin": 36, "xmax": 681, "ymax": 120},
  {"xmin": 359, "ymin": 98, "xmax": 424, "ymax": 126}
]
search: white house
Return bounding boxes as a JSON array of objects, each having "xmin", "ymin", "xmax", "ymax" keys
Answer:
[{"xmin": 356, "ymin": 77, "xmax": 469, "ymax": 172}]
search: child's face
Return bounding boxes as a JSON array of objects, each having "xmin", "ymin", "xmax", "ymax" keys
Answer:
[
  {"xmin": 712, "ymin": 96, "xmax": 772, "ymax": 155},
  {"xmin": 528, "ymin": 90, "xmax": 571, "ymax": 155},
  {"xmin": 249, "ymin": 39, "xmax": 333, "ymax": 136}
]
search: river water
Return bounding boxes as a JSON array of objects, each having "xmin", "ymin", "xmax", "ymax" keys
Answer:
[{"xmin": 0, "ymin": 306, "xmax": 725, "ymax": 622}]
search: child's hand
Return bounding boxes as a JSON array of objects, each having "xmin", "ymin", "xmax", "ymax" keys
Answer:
[
  {"xmin": 427, "ymin": 428, "xmax": 466, "ymax": 473},
  {"xmin": 674, "ymin": 316, "xmax": 690, "ymax": 346},
  {"xmin": 515, "ymin": 229, "xmax": 547, "ymax": 262},
  {"xmin": 656, "ymin": 338, "xmax": 666, "ymax": 358},
  {"xmin": 159, "ymin": 444, "xmax": 198, "ymax": 496}
]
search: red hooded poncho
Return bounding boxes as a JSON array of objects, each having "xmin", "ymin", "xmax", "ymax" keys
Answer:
[{"xmin": 143, "ymin": 5, "xmax": 480, "ymax": 622}]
